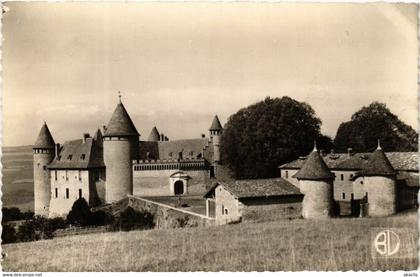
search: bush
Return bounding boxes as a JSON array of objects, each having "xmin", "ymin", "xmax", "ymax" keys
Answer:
[
  {"xmin": 2, "ymin": 207, "xmax": 34, "ymax": 223},
  {"xmin": 110, "ymin": 207, "xmax": 154, "ymax": 232},
  {"xmin": 2, "ymin": 224, "xmax": 17, "ymax": 244},
  {"xmin": 16, "ymin": 216, "xmax": 69, "ymax": 242},
  {"xmin": 67, "ymin": 198, "xmax": 91, "ymax": 226},
  {"xmin": 89, "ymin": 210, "xmax": 114, "ymax": 226}
]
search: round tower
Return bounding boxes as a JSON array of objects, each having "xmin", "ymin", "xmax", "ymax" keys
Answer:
[
  {"xmin": 33, "ymin": 122, "xmax": 55, "ymax": 216},
  {"xmin": 357, "ymin": 141, "xmax": 396, "ymax": 217},
  {"xmin": 209, "ymin": 115, "xmax": 223, "ymax": 163},
  {"xmin": 294, "ymin": 144, "xmax": 335, "ymax": 218},
  {"xmin": 103, "ymin": 97, "xmax": 140, "ymax": 203}
]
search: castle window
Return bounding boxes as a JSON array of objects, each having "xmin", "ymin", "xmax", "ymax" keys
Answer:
[
  {"xmin": 55, "ymin": 188, "xmax": 58, "ymax": 198},
  {"xmin": 360, "ymin": 180, "xmax": 364, "ymax": 185},
  {"xmin": 222, "ymin": 205, "xmax": 225, "ymax": 215},
  {"xmin": 54, "ymin": 170, "xmax": 57, "ymax": 181},
  {"xmin": 190, "ymin": 151, "xmax": 194, "ymax": 156},
  {"xmin": 65, "ymin": 170, "xmax": 68, "ymax": 181},
  {"xmin": 210, "ymin": 166, "xmax": 215, "ymax": 178},
  {"xmin": 80, "ymin": 154, "xmax": 86, "ymax": 160},
  {"xmin": 351, "ymin": 193, "xmax": 354, "ymax": 200},
  {"xmin": 79, "ymin": 189, "xmax": 82, "ymax": 199},
  {"xmin": 285, "ymin": 171, "xmax": 289, "ymax": 178},
  {"xmin": 68, "ymin": 155, "xmax": 73, "ymax": 160},
  {"xmin": 66, "ymin": 188, "xmax": 69, "ymax": 199},
  {"xmin": 342, "ymin": 193, "xmax": 345, "ymax": 200},
  {"xmin": 340, "ymin": 174, "xmax": 344, "ymax": 181},
  {"xmin": 78, "ymin": 170, "xmax": 82, "ymax": 181},
  {"xmin": 225, "ymin": 209, "xmax": 229, "ymax": 215},
  {"xmin": 43, "ymin": 165, "xmax": 46, "ymax": 170},
  {"xmin": 169, "ymin": 152, "xmax": 173, "ymax": 157},
  {"xmin": 350, "ymin": 174, "xmax": 353, "ymax": 180}
]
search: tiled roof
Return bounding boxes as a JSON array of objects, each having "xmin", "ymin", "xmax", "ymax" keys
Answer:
[
  {"xmin": 148, "ymin": 127, "xmax": 160, "ymax": 141},
  {"xmin": 137, "ymin": 138, "xmax": 210, "ymax": 161},
  {"xmin": 293, "ymin": 150, "xmax": 334, "ymax": 180},
  {"xmin": 280, "ymin": 152, "xmax": 418, "ymax": 172},
  {"xmin": 48, "ymin": 138, "xmax": 104, "ymax": 169},
  {"xmin": 34, "ymin": 123, "xmax": 55, "ymax": 149},
  {"xmin": 205, "ymin": 178, "xmax": 301, "ymax": 199},
  {"xmin": 103, "ymin": 102, "xmax": 139, "ymax": 137},
  {"xmin": 209, "ymin": 115, "xmax": 223, "ymax": 131},
  {"xmin": 357, "ymin": 148, "xmax": 396, "ymax": 177}
]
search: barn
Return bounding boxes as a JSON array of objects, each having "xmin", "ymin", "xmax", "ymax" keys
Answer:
[{"xmin": 204, "ymin": 178, "xmax": 303, "ymax": 224}]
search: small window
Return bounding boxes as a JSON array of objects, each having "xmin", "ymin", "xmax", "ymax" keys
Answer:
[
  {"xmin": 189, "ymin": 151, "xmax": 194, "ymax": 156},
  {"xmin": 169, "ymin": 152, "xmax": 173, "ymax": 157},
  {"xmin": 340, "ymin": 174, "xmax": 344, "ymax": 181},
  {"xmin": 351, "ymin": 193, "xmax": 354, "ymax": 200},
  {"xmin": 209, "ymin": 166, "xmax": 215, "ymax": 178},
  {"xmin": 54, "ymin": 170, "xmax": 57, "ymax": 181},
  {"xmin": 222, "ymin": 205, "xmax": 225, "ymax": 215},
  {"xmin": 342, "ymin": 193, "xmax": 345, "ymax": 200},
  {"xmin": 68, "ymin": 155, "xmax": 73, "ymax": 160},
  {"xmin": 55, "ymin": 188, "xmax": 58, "ymax": 198},
  {"xmin": 350, "ymin": 174, "xmax": 353, "ymax": 179},
  {"xmin": 80, "ymin": 154, "xmax": 86, "ymax": 160},
  {"xmin": 224, "ymin": 209, "xmax": 229, "ymax": 215},
  {"xmin": 65, "ymin": 170, "xmax": 69, "ymax": 181},
  {"xmin": 43, "ymin": 165, "xmax": 46, "ymax": 170},
  {"xmin": 66, "ymin": 188, "xmax": 69, "ymax": 199},
  {"xmin": 285, "ymin": 171, "xmax": 289, "ymax": 178},
  {"xmin": 79, "ymin": 189, "xmax": 82, "ymax": 199},
  {"xmin": 360, "ymin": 180, "xmax": 364, "ymax": 185},
  {"xmin": 78, "ymin": 170, "xmax": 82, "ymax": 181}
]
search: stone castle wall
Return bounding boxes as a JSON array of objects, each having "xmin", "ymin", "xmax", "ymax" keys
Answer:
[
  {"xmin": 103, "ymin": 138, "xmax": 133, "ymax": 203},
  {"xmin": 133, "ymin": 169, "xmax": 208, "ymax": 196},
  {"xmin": 300, "ymin": 179, "xmax": 333, "ymax": 218},
  {"xmin": 33, "ymin": 150, "xmax": 54, "ymax": 216}
]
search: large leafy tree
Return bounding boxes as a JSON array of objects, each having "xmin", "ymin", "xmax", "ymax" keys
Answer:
[
  {"xmin": 334, "ymin": 102, "xmax": 418, "ymax": 152},
  {"xmin": 221, "ymin": 96, "xmax": 329, "ymax": 179}
]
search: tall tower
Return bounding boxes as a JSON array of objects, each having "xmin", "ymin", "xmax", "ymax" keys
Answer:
[
  {"xmin": 209, "ymin": 115, "xmax": 223, "ymax": 164},
  {"xmin": 294, "ymin": 144, "xmax": 335, "ymax": 218},
  {"xmin": 33, "ymin": 122, "xmax": 55, "ymax": 216},
  {"xmin": 103, "ymin": 97, "xmax": 140, "ymax": 203},
  {"xmin": 357, "ymin": 141, "xmax": 396, "ymax": 217}
]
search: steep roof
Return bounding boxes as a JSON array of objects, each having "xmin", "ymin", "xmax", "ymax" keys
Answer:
[
  {"xmin": 293, "ymin": 149, "xmax": 334, "ymax": 180},
  {"xmin": 204, "ymin": 178, "xmax": 301, "ymax": 199},
  {"xmin": 137, "ymin": 139, "xmax": 209, "ymax": 161},
  {"xmin": 48, "ymin": 138, "xmax": 104, "ymax": 169},
  {"xmin": 103, "ymin": 102, "xmax": 139, "ymax": 137},
  {"xmin": 280, "ymin": 152, "xmax": 418, "ymax": 172},
  {"xmin": 147, "ymin": 127, "xmax": 160, "ymax": 141},
  {"xmin": 209, "ymin": 115, "xmax": 223, "ymax": 131},
  {"xmin": 357, "ymin": 148, "xmax": 396, "ymax": 177},
  {"xmin": 34, "ymin": 123, "xmax": 55, "ymax": 149}
]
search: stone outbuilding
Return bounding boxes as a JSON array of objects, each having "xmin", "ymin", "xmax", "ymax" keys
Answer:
[
  {"xmin": 353, "ymin": 142, "xmax": 397, "ymax": 217},
  {"xmin": 204, "ymin": 178, "xmax": 303, "ymax": 224},
  {"xmin": 294, "ymin": 146, "xmax": 335, "ymax": 219}
]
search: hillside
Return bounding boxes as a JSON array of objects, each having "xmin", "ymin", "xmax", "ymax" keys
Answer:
[
  {"xmin": 2, "ymin": 211, "xmax": 417, "ymax": 271},
  {"xmin": 2, "ymin": 146, "xmax": 34, "ymax": 211}
]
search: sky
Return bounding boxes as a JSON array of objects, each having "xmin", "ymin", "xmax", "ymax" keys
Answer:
[{"xmin": 3, "ymin": 2, "xmax": 418, "ymax": 146}]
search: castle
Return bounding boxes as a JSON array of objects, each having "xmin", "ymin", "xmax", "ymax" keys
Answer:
[
  {"xmin": 33, "ymin": 98, "xmax": 223, "ymax": 217},
  {"xmin": 33, "ymin": 97, "xmax": 418, "ymax": 221}
]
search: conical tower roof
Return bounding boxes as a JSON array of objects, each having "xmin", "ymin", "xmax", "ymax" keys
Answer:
[
  {"xmin": 293, "ymin": 147, "xmax": 334, "ymax": 180},
  {"xmin": 358, "ymin": 144, "xmax": 396, "ymax": 176},
  {"xmin": 34, "ymin": 122, "xmax": 55, "ymax": 149},
  {"xmin": 209, "ymin": 115, "xmax": 223, "ymax": 131},
  {"xmin": 103, "ymin": 102, "xmax": 139, "ymax": 137},
  {"xmin": 148, "ymin": 126, "xmax": 160, "ymax": 141},
  {"xmin": 93, "ymin": 128, "xmax": 103, "ymax": 141}
]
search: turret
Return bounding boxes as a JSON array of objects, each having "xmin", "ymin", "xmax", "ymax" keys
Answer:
[
  {"xmin": 209, "ymin": 115, "xmax": 223, "ymax": 163},
  {"xmin": 148, "ymin": 126, "xmax": 160, "ymax": 141},
  {"xmin": 356, "ymin": 140, "xmax": 396, "ymax": 217},
  {"xmin": 103, "ymin": 96, "xmax": 140, "ymax": 203},
  {"xmin": 33, "ymin": 122, "xmax": 55, "ymax": 216},
  {"xmin": 294, "ymin": 143, "xmax": 335, "ymax": 218}
]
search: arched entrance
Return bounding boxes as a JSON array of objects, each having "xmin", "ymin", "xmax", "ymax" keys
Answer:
[{"xmin": 174, "ymin": 180, "xmax": 184, "ymax": 195}]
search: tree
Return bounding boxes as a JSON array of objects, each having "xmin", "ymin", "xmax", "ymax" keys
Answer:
[
  {"xmin": 110, "ymin": 207, "xmax": 155, "ymax": 232},
  {"xmin": 67, "ymin": 198, "xmax": 91, "ymax": 226},
  {"xmin": 334, "ymin": 102, "xmax": 418, "ymax": 152},
  {"xmin": 221, "ymin": 96, "xmax": 326, "ymax": 179},
  {"xmin": 2, "ymin": 224, "xmax": 17, "ymax": 244}
]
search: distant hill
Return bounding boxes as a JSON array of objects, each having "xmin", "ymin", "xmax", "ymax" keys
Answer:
[{"xmin": 2, "ymin": 145, "xmax": 34, "ymax": 211}]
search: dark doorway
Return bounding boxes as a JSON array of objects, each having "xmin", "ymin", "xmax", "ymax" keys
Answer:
[{"xmin": 174, "ymin": 180, "xmax": 184, "ymax": 195}]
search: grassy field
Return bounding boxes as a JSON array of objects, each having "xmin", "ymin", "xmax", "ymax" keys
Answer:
[
  {"xmin": 2, "ymin": 210, "xmax": 418, "ymax": 271},
  {"xmin": 1, "ymin": 146, "xmax": 34, "ymax": 211}
]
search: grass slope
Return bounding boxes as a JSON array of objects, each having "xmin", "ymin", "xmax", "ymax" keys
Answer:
[
  {"xmin": 2, "ymin": 211, "xmax": 418, "ymax": 271},
  {"xmin": 2, "ymin": 146, "xmax": 34, "ymax": 211}
]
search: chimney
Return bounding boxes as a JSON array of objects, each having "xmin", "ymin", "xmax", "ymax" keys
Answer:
[
  {"xmin": 55, "ymin": 143, "xmax": 60, "ymax": 158},
  {"xmin": 201, "ymin": 134, "xmax": 205, "ymax": 138},
  {"xmin": 347, "ymin": 148, "xmax": 353, "ymax": 157},
  {"xmin": 83, "ymin": 133, "xmax": 90, "ymax": 143}
]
